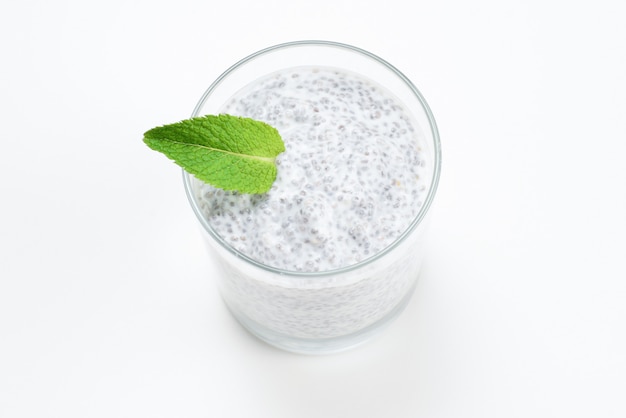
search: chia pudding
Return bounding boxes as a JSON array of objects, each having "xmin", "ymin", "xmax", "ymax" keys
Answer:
[
  {"xmin": 193, "ymin": 66, "xmax": 428, "ymax": 272},
  {"xmin": 187, "ymin": 63, "xmax": 435, "ymax": 350}
]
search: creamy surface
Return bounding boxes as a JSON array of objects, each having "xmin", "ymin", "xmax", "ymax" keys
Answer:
[{"xmin": 193, "ymin": 66, "xmax": 428, "ymax": 272}]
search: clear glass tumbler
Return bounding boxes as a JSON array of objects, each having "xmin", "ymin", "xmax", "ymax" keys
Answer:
[{"xmin": 183, "ymin": 40, "xmax": 441, "ymax": 354}]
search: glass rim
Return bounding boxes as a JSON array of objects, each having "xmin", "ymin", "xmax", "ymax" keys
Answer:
[{"xmin": 183, "ymin": 40, "xmax": 442, "ymax": 277}]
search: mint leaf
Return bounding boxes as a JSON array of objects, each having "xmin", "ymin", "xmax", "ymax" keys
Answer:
[{"xmin": 143, "ymin": 114, "xmax": 285, "ymax": 194}]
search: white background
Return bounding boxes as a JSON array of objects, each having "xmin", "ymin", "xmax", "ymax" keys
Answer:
[{"xmin": 1, "ymin": 0, "xmax": 625, "ymax": 417}]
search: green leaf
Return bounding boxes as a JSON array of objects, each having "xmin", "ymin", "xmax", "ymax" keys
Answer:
[{"xmin": 143, "ymin": 114, "xmax": 285, "ymax": 194}]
